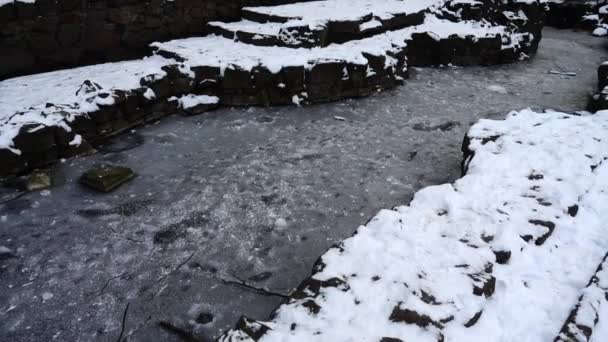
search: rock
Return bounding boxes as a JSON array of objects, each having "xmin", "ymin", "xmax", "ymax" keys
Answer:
[
  {"xmin": 26, "ymin": 169, "xmax": 53, "ymax": 191},
  {"xmin": 274, "ymin": 218, "xmax": 288, "ymax": 228},
  {"xmin": 79, "ymin": 165, "xmax": 135, "ymax": 192},
  {"xmin": 41, "ymin": 292, "xmax": 54, "ymax": 301},
  {"xmin": 0, "ymin": 246, "xmax": 14, "ymax": 260}
]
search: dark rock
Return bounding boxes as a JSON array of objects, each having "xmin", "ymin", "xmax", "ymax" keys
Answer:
[
  {"xmin": 79, "ymin": 165, "xmax": 135, "ymax": 192},
  {"xmin": 464, "ymin": 310, "xmax": 483, "ymax": 328},
  {"xmin": 528, "ymin": 219, "xmax": 556, "ymax": 246},
  {"xmin": 389, "ymin": 305, "xmax": 443, "ymax": 328},
  {"xmin": 380, "ymin": 338, "xmax": 403, "ymax": 342},
  {"xmin": 235, "ymin": 316, "xmax": 270, "ymax": 340},
  {"xmin": 568, "ymin": 204, "xmax": 579, "ymax": 217},
  {"xmin": 493, "ymin": 250, "xmax": 511, "ymax": 264}
]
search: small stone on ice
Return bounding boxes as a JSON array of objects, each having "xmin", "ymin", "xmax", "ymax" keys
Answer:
[
  {"xmin": 26, "ymin": 169, "xmax": 52, "ymax": 191},
  {"xmin": 275, "ymin": 218, "xmax": 288, "ymax": 228},
  {"xmin": 42, "ymin": 292, "xmax": 53, "ymax": 301},
  {"xmin": 80, "ymin": 165, "xmax": 136, "ymax": 193},
  {"xmin": 0, "ymin": 246, "xmax": 13, "ymax": 258},
  {"xmin": 487, "ymin": 85, "xmax": 508, "ymax": 94}
]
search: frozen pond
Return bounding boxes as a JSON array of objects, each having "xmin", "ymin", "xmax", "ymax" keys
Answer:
[{"xmin": 0, "ymin": 28, "xmax": 606, "ymax": 341}]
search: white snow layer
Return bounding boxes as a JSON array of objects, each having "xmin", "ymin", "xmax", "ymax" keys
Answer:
[
  {"xmin": 243, "ymin": 0, "xmax": 445, "ymax": 27},
  {"xmin": 0, "ymin": 0, "xmax": 36, "ymax": 7},
  {"xmin": 220, "ymin": 109, "xmax": 608, "ymax": 342},
  {"xmin": 169, "ymin": 94, "xmax": 219, "ymax": 109},
  {"xmin": 154, "ymin": 15, "xmax": 518, "ymax": 74},
  {"xmin": 0, "ymin": 56, "xmax": 173, "ymax": 152}
]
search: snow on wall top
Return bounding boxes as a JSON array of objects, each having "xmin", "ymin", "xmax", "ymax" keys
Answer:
[
  {"xmin": 243, "ymin": 0, "xmax": 446, "ymax": 28},
  {"xmin": 155, "ymin": 15, "xmax": 513, "ymax": 74},
  {"xmin": 0, "ymin": 0, "xmax": 35, "ymax": 7},
  {"xmin": 0, "ymin": 56, "xmax": 172, "ymax": 153},
  {"xmin": 220, "ymin": 109, "xmax": 608, "ymax": 342}
]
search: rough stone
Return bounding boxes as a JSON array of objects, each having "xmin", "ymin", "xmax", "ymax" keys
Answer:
[
  {"xmin": 79, "ymin": 165, "xmax": 135, "ymax": 192},
  {"xmin": 25, "ymin": 169, "xmax": 53, "ymax": 191}
]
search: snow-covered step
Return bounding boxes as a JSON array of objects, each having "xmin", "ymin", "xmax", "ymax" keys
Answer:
[
  {"xmin": 212, "ymin": 0, "xmax": 438, "ymax": 48},
  {"xmin": 219, "ymin": 109, "xmax": 608, "ymax": 342},
  {"xmin": 241, "ymin": 0, "xmax": 443, "ymax": 24},
  {"xmin": 556, "ymin": 253, "xmax": 608, "ymax": 342}
]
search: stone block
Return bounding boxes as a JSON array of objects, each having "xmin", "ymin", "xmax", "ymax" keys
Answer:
[{"xmin": 80, "ymin": 165, "xmax": 136, "ymax": 192}]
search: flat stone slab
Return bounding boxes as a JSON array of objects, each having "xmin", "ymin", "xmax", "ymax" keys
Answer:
[{"xmin": 79, "ymin": 165, "xmax": 135, "ymax": 192}]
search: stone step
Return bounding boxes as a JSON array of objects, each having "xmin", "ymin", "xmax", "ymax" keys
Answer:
[
  {"xmin": 209, "ymin": 0, "xmax": 543, "ymax": 48},
  {"xmin": 233, "ymin": 0, "xmax": 445, "ymax": 48}
]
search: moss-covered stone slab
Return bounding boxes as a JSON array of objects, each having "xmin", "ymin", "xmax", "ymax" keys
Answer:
[
  {"xmin": 79, "ymin": 165, "xmax": 135, "ymax": 193},
  {"xmin": 26, "ymin": 169, "xmax": 53, "ymax": 191}
]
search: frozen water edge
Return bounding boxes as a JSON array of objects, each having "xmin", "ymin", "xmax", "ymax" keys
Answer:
[
  {"xmin": 219, "ymin": 109, "xmax": 608, "ymax": 342},
  {"xmin": 0, "ymin": 28, "xmax": 604, "ymax": 341}
]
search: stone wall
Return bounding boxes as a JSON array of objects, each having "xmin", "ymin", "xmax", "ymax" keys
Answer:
[{"xmin": 0, "ymin": 0, "xmax": 305, "ymax": 80}]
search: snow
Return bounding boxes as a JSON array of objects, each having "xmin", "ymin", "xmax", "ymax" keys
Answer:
[
  {"xmin": 0, "ymin": 56, "xmax": 172, "ymax": 152},
  {"xmin": 243, "ymin": 0, "xmax": 446, "ymax": 29},
  {"xmin": 214, "ymin": 0, "xmax": 446, "ymax": 40},
  {"xmin": 169, "ymin": 94, "xmax": 219, "ymax": 109},
  {"xmin": 0, "ymin": 0, "xmax": 36, "ymax": 7},
  {"xmin": 209, "ymin": 20, "xmax": 285, "ymax": 36},
  {"xmin": 155, "ymin": 15, "xmax": 517, "ymax": 75},
  {"xmin": 220, "ymin": 109, "xmax": 608, "ymax": 341},
  {"xmin": 593, "ymin": 27, "xmax": 608, "ymax": 37}
]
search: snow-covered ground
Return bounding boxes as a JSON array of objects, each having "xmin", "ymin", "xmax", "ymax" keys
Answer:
[{"xmin": 220, "ymin": 109, "xmax": 608, "ymax": 341}]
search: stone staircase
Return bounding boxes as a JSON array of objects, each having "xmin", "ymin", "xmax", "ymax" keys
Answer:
[{"xmin": 0, "ymin": 0, "xmax": 546, "ymax": 178}]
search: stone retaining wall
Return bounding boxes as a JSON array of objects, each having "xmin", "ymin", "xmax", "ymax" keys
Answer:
[
  {"xmin": 588, "ymin": 61, "xmax": 608, "ymax": 112},
  {"xmin": 0, "ymin": 0, "xmax": 306, "ymax": 80},
  {"xmin": 0, "ymin": 51, "xmax": 408, "ymax": 178}
]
